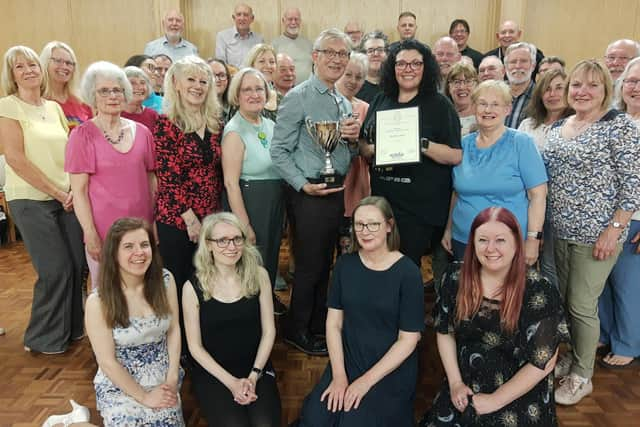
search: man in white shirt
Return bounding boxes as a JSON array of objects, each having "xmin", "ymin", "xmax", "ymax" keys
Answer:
[{"xmin": 271, "ymin": 7, "xmax": 312, "ymax": 84}]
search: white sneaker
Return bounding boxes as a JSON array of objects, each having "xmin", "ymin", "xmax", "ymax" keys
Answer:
[
  {"xmin": 555, "ymin": 352, "xmax": 573, "ymax": 377},
  {"xmin": 555, "ymin": 373, "xmax": 593, "ymax": 405}
]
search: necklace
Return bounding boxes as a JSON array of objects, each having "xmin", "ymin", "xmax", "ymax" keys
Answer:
[
  {"xmin": 244, "ymin": 114, "xmax": 269, "ymax": 148},
  {"xmin": 96, "ymin": 119, "xmax": 125, "ymax": 145}
]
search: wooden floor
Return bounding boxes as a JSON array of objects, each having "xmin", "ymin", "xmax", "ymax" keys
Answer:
[{"xmin": 1, "ymin": 241, "xmax": 639, "ymax": 426}]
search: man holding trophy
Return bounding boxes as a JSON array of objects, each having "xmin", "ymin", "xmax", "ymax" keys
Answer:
[{"xmin": 271, "ymin": 28, "xmax": 360, "ymax": 356}]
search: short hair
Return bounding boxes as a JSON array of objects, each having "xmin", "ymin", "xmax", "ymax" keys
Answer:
[
  {"xmin": 445, "ymin": 62, "xmax": 478, "ymax": 99},
  {"xmin": 124, "ymin": 54, "xmax": 153, "ymax": 68},
  {"xmin": 242, "ymin": 43, "xmax": 276, "ymax": 69},
  {"xmin": 163, "ymin": 55, "xmax": 221, "ymax": 134},
  {"xmin": 504, "ymin": 42, "xmax": 537, "ymax": 65},
  {"xmin": 194, "ymin": 212, "xmax": 263, "ymax": 301},
  {"xmin": 380, "ymin": 39, "xmax": 440, "ymax": 98},
  {"xmin": 434, "ymin": 36, "xmax": 459, "ymax": 52},
  {"xmin": 98, "ymin": 217, "xmax": 169, "ymax": 329},
  {"xmin": 398, "ymin": 11, "xmax": 416, "ymax": 21},
  {"xmin": 123, "ymin": 66, "xmax": 153, "ymax": 100},
  {"xmin": 449, "ymin": 18, "xmax": 470, "ymax": 34},
  {"xmin": 152, "ymin": 53, "xmax": 173, "ymax": 63},
  {"xmin": 227, "ymin": 67, "xmax": 271, "ymax": 107},
  {"xmin": 350, "ymin": 196, "xmax": 401, "ymax": 252},
  {"xmin": 525, "ymin": 69, "xmax": 573, "ymax": 127},
  {"xmin": 348, "ymin": 52, "xmax": 369, "ymax": 76},
  {"xmin": 606, "ymin": 39, "xmax": 640, "ymax": 57},
  {"xmin": 539, "ymin": 56, "xmax": 566, "ymax": 69},
  {"xmin": 616, "ymin": 56, "xmax": 640, "ymax": 111},
  {"xmin": 40, "ymin": 41, "xmax": 80, "ymax": 100},
  {"xmin": 206, "ymin": 57, "xmax": 231, "ymax": 102},
  {"xmin": 233, "ymin": 3, "xmax": 254, "ymax": 17},
  {"xmin": 80, "ymin": 61, "xmax": 133, "ymax": 108},
  {"xmin": 471, "ymin": 79, "xmax": 512, "ymax": 105},
  {"xmin": 313, "ymin": 28, "xmax": 352, "ymax": 52},
  {"xmin": 1, "ymin": 45, "xmax": 46, "ymax": 96},
  {"xmin": 568, "ymin": 59, "xmax": 614, "ymax": 110},
  {"xmin": 359, "ymin": 30, "xmax": 389, "ymax": 52}
]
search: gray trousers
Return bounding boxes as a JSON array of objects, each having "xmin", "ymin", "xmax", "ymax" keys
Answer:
[{"xmin": 9, "ymin": 199, "xmax": 85, "ymax": 352}]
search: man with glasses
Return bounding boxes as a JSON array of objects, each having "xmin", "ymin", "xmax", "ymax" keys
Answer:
[
  {"xmin": 152, "ymin": 54, "xmax": 172, "ymax": 96},
  {"xmin": 271, "ymin": 28, "xmax": 360, "ymax": 356},
  {"xmin": 449, "ymin": 18, "xmax": 483, "ymax": 69},
  {"xmin": 504, "ymin": 42, "xmax": 537, "ymax": 128},
  {"xmin": 343, "ymin": 21, "xmax": 364, "ymax": 47},
  {"xmin": 434, "ymin": 36, "xmax": 462, "ymax": 88},
  {"xmin": 216, "ymin": 3, "xmax": 263, "ymax": 68},
  {"xmin": 478, "ymin": 55, "xmax": 506, "ymax": 82},
  {"xmin": 144, "ymin": 9, "xmax": 198, "ymax": 61},
  {"xmin": 272, "ymin": 7, "xmax": 312, "ymax": 85},
  {"xmin": 604, "ymin": 39, "xmax": 640, "ymax": 82},
  {"xmin": 356, "ymin": 30, "xmax": 389, "ymax": 103}
]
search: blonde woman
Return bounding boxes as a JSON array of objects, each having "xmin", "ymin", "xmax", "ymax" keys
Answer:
[
  {"xmin": 243, "ymin": 44, "xmax": 278, "ymax": 121},
  {"xmin": 182, "ymin": 212, "xmax": 281, "ymax": 426}
]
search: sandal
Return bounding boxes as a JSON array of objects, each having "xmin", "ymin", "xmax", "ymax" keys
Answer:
[{"xmin": 598, "ymin": 353, "xmax": 640, "ymax": 370}]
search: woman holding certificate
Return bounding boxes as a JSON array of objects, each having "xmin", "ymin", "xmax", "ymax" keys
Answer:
[{"xmin": 360, "ymin": 39, "xmax": 462, "ymax": 282}]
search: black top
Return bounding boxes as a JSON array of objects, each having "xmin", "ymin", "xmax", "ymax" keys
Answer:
[
  {"xmin": 363, "ymin": 91, "xmax": 461, "ymax": 226},
  {"xmin": 461, "ymin": 46, "xmax": 484, "ymax": 69},
  {"xmin": 423, "ymin": 262, "xmax": 570, "ymax": 426},
  {"xmin": 355, "ymin": 79, "xmax": 382, "ymax": 104},
  {"xmin": 190, "ymin": 276, "xmax": 272, "ymax": 379}
]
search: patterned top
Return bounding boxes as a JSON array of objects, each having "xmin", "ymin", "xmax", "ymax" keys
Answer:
[
  {"xmin": 542, "ymin": 110, "xmax": 640, "ymax": 244},
  {"xmin": 154, "ymin": 115, "xmax": 223, "ymax": 230}
]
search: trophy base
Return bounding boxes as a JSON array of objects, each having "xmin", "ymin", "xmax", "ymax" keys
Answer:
[{"xmin": 309, "ymin": 174, "xmax": 344, "ymax": 189}]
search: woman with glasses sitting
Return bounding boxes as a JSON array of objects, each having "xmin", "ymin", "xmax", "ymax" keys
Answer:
[
  {"xmin": 295, "ymin": 196, "xmax": 424, "ymax": 426},
  {"xmin": 182, "ymin": 212, "xmax": 281, "ymax": 427}
]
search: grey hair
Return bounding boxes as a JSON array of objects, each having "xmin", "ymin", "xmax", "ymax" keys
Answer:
[
  {"xmin": 1, "ymin": 45, "xmax": 46, "ymax": 96},
  {"xmin": 615, "ymin": 56, "xmax": 640, "ymax": 111},
  {"xmin": 435, "ymin": 36, "xmax": 458, "ymax": 51},
  {"xmin": 349, "ymin": 52, "xmax": 369, "ymax": 76},
  {"xmin": 359, "ymin": 30, "xmax": 389, "ymax": 51},
  {"xmin": 504, "ymin": 42, "xmax": 537, "ymax": 65},
  {"xmin": 40, "ymin": 40, "xmax": 79, "ymax": 99},
  {"xmin": 123, "ymin": 66, "xmax": 153, "ymax": 101},
  {"xmin": 313, "ymin": 28, "xmax": 352, "ymax": 52},
  {"xmin": 80, "ymin": 61, "xmax": 133, "ymax": 108},
  {"xmin": 606, "ymin": 39, "xmax": 640, "ymax": 57},
  {"xmin": 227, "ymin": 67, "xmax": 271, "ymax": 107}
]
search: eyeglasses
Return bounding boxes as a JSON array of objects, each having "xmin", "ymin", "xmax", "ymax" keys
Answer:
[
  {"xmin": 395, "ymin": 60, "xmax": 424, "ymax": 71},
  {"xmin": 316, "ymin": 49, "xmax": 350, "ymax": 60},
  {"xmin": 240, "ymin": 86, "xmax": 266, "ymax": 95},
  {"xmin": 622, "ymin": 78, "xmax": 640, "ymax": 88},
  {"xmin": 142, "ymin": 63, "xmax": 157, "ymax": 73},
  {"xmin": 366, "ymin": 47, "xmax": 386, "ymax": 56},
  {"xmin": 96, "ymin": 87, "xmax": 125, "ymax": 97},
  {"xmin": 207, "ymin": 236, "xmax": 245, "ymax": 248},
  {"xmin": 476, "ymin": 101, "xmax": 506, "ymax": 111},
  {"xmin": 450, "ymin": 79, "xmax": 477, "ymax": 88},
  {"xmin": 353, "ymin": 222, "xmax": 382, "ymax": 232},
  {"xmin": 50, "ymin": 57, "xmax": 76, "ymax": 67},
  {"xmin": 214, "ymin": 73, "xmax": 228, "ymax": 82},
  {"xmin": 605, "ymin": 55, "xmax": 631, "ymax": 63}
]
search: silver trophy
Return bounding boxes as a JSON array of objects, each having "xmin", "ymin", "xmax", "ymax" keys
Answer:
[{"xmin": 305, "ymin": 118, "xmax": 343, "ymax": 187}]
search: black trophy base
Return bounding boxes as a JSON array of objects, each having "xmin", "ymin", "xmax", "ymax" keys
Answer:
[{"xmin": 308, "ymin": 173, "xmax": 344, "ymax": 189}]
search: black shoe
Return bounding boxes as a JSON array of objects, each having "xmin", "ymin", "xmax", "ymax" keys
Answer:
[
  {"xmin": 283, "ymin": 330, "xmax": 328, "ymax": 356},
  {"xmin": 273, "ymin": 294, "xmax": 288, "ymax": 316}
]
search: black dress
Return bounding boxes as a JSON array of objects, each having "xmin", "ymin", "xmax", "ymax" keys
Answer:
[
  {"xmin": 190, "ymin": 276, "xmax": 281, "ymax": 427},
  {"xmin": 421, "ymin": 263, "xmax": 570, "ymax": 426},
  {"xmin": 297, "ymin": 253, "xmax": 425, "ymax": 427}
]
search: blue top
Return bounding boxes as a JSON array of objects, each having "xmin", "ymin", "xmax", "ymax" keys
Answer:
[
  {"xmin": 143, "ymin": 92, "xmax": 163, "ymax": 113},
  {"xmin": 144, "ymin": 36, "xmax": 199, "ymax": 61},
  {"xmin": 223, "ymin": 112, "xmax": 280, "ymax": 181},
  {"xmin": 270, "ymin": 73, "xmax": 354, "ymax": 191},
  {"xmin": 452, "ymin": 128, "xmax": 547, "ymax": 243}
]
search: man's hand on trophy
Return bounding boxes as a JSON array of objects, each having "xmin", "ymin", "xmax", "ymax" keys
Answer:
[
  {"xmin": 340, "ymin": 116, "xmax": 360, "ymax": 141},
  {"xmin": 302, "ymin": 182, "xmax": 345, "ymax": 196}
]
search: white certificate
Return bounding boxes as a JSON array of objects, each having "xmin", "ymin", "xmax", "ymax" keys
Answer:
[{"xmin": 374, "ymin": 106, "xmax": 421, "ymax": 167}]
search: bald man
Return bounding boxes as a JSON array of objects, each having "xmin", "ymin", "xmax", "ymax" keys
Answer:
[
  {"xmin": 215, "ymin": 3, "xmax": 264, "ymax": 67},
  {"xmin": 434, "ymin": 36, "xmax": 461, "ymax": 79},
  {"xmin": 605, "ymin": 39, "xmax": 640, "ymax": 81},
  {"xmin": 144, "ymin": 9, "xmax": 199, "ymax": 61},
  {"xmin": 274, "ymin": 53, "xmax": 296, "ymax": 96},
  {"xmin": 344, "ymin": 21, "xmax": 364, "ymax": 47},
  {"xmin": 484, "ymin": 20, "xmax": 544, "ymax": 77},
  {"xmin": 272, "ymin": 7, "xmax": 313, "ymax": 84}
]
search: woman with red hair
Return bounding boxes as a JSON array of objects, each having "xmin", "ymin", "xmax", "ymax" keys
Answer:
[{"xmin": 421, "ymin": 207, "xmax": 569, "ymax": 426}]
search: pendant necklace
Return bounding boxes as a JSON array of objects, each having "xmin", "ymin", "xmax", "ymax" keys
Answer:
[{"xmin": 97, "ymin": 119, "xmax": 125, "ymax": 145}]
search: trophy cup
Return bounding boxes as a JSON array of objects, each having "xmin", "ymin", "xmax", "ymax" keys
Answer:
[{"xmin": 305, "ymin": 118, "xmax": 343, "ymax": 188}]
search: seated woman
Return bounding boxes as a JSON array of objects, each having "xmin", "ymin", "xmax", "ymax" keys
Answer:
[
  {"xmin": 182, "ymin": 212, "xmax": 281, "ymax": 427},
  {"xmin": 121, "ymin": 66, "xmax": 159, "ymax": 132},
  {"xmin": 421, "ymin": 207, "xmax": 569, "ymax": 426},
  {"xmin": 296, "ymin": 196, "xmax": 424, "ymax": 426},
  {"xmin": 85, "ymin": 218, "xmax": 184, "ymax": 426},
  {"xmin": 445, "ymin": 62, "xmax": 478, "ymax": 136},
  {"xmin": 442, "ymin": 80, "xmax": 548, "ymax": 265}
]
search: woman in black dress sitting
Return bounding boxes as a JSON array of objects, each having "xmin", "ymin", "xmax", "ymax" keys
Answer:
[
  {"xmin": 420, "ymin": 207, "xmax": 569, "ymax": 426},
  {"xmin": 182, "ymin": 212, "xmax": 281, "ymax": 427},
  {"xmin": 296, "ymin": 196, "xmax": 424, "ymax": 426}
]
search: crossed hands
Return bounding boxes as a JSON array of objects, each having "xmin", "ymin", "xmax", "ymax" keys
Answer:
[
  {"xmin": 230, "ymin": 377, "xmax": 258, "ymax": 405},
  {"xmin": 320, "ymin": 375, "xmax": 372, "ymax": 413}
]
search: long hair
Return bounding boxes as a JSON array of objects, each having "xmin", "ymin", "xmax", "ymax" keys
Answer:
[
  {"xmin": 379, "ymin": 39, "xmax": 439, "ymax": 99},
  {"xmin": 193, "ymin": 212, "xmax": 263, "ymax": 301},
  {"xmin": 40, "ymin": 41, "xmax": 80, "ymax": 100},
  {"xmin": 1, "ymin": 45, "xmax": 47, "ymax": 96},
  {"xmin": 455, "ymin": 207, "xmax": 527, "ymax": 334},
  {"xmin": 163, "ymin": 55, "xmax": 221, "ymax": 134},
  {"xmin": 350, "ymin": 196, "xmax": 401, "ymax": 252},
  {"xmin": 98, "ymin": 218, "xmax": 169, "ymax": 329},
  {"xmin": 524, "ymin": 69, "xmax": 572, "ymax": 128}
]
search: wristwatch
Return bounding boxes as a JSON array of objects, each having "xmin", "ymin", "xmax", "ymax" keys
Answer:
[
  {"xmin": 421, "ymin": 138, "xmax": 430, "ymax": 151},
  {"xmin": 610, "ymin": 221, "xmax": 625, "ymax": 229},
  {"xmin": 251, "ymin": 367, "xmax": 263, "ymax": 379},
  {"xmin": 527, "ymin": 231, "xmax": 543, "ymax": 240}
]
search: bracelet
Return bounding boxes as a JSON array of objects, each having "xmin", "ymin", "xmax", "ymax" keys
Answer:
[
  {"xmin": 526, "ymin": 231, "xmax": 543, "ymax": 240},
  {"xmin": 251, "ymin": 367, "xmax": 263, "ymax": 379}
]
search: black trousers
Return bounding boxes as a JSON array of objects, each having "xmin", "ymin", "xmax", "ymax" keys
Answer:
[{"xmin": 286, "ymin": 186, "xmax": 344, "ymax": 335}]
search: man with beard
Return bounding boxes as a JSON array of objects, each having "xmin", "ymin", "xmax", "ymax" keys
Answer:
[
  {"xmin": 604, "ymin": 39, "xmax": 640, "ymax": 82},
  {"xmin": 356, "ymin": 30, "xmax": 389, "ymax": 103},
  {"xmin": 343, "ymin": 21, "xmax": 364, "ymax": 48},
  {"xmin": 144, "ymin": 10, "xmax": 198, "ymax": 61},
  {"xmin": 504, "ymin": 42, "xmax": 537, "ymax": 128},
  {"xmin": 434, "ymin": 36, "xmax": 461, "ymax": 89},
  {"xmin": 272, "ymin": 7, "xmax": 313, "ymax": 84}
]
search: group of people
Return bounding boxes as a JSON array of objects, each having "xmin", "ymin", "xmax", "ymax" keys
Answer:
[{"xmin": 1, "ymin": 4, "xmax": 639, "ymax": 427}]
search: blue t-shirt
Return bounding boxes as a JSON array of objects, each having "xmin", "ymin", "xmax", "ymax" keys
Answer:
[
  {"xmin": 143, "ymin": 93, "xmax": 163, "ymax": 113},
  {"xmin": 452, "ymin": 128, "xmax": 547, "ymax": 243}
]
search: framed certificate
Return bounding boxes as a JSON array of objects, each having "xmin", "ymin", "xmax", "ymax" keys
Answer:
[{"xmin": 374, "ymin": 106, "xmax": 421, "ymax": 167}]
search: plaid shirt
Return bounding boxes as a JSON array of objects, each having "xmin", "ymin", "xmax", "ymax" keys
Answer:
[{"xmin": 506, "ymin": 80, "xmax": 535, "ymax": 129}]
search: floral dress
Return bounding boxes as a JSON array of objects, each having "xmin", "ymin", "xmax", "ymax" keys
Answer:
[{"xmin": 421, "ymin": 263, "xmax": 569, "ymax": 427}]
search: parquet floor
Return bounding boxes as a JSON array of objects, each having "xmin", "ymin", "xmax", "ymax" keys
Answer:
[{"xmin": 1, "ymin": 241, "xmax": 639, "ymax": 426}]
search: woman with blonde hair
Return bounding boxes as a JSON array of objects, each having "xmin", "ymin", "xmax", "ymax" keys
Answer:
[
  {"xmin": 243, "ymin": 44, "xmax": 278, "ymax": 121},
  {"xmin": 182, "ymin": 212, "xmax": 281, "ymax": 426},
  {"xmin": 154, "ymin": 55, "xmax": 223, "ymax": 291},
  {"xmin": 40, "ymin": 40, "xmax": 92, "ymax": 130}
]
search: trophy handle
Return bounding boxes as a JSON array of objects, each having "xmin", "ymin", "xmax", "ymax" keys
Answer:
[{"xmin": 305, "ymin": 117, "xmax": 317, "ymax": 140}]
